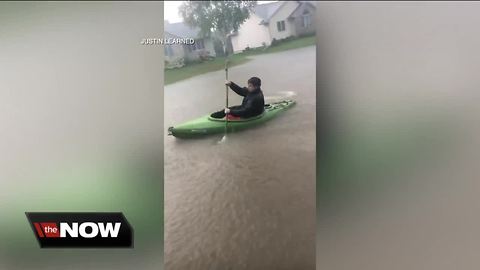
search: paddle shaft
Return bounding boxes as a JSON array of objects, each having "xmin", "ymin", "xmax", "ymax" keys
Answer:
[
  {"xmin": 224, "ymin": 39, "xmax": 229, "ymax": 133},
  {"xmin": 225, "ymin": 62, "xmax": 229, "ymax": 107}
]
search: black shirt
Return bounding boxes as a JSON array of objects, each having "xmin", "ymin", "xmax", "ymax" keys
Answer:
[{"xmin": 228, "ymin": 82, "xmax": 265, "ymax": 118}]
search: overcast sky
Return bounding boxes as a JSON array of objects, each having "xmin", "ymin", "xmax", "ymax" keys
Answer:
[{"xmin": 164, "ymin": 1, "xmax": 277, "ymax": 23}]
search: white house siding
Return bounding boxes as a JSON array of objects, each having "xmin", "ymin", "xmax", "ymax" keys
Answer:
[
  {"xmin": 267, "ymin": 1, "xmax": 299, "ymax": 41},
  {"xmin": 231, "ymin": 13, "xmax": 271, "ymax": 53}
]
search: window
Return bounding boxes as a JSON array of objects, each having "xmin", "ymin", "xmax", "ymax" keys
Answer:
[
  {"xmin": 197, "ymin": 39, "xmax": 205, "ymax": 50},
  {"xmin": 276, "ymin": 20, "xmax": 285, "ymax": 32},
  {"xmin": 186, "ymin": 39, "xmax": 205, "ymax": 52},
  {"xmin": 165, "ymin": 45, "xmax": 174, "ymax": 57},
  {"xmin": 302, "ymin": 14, "xmax": 311, "ymax": 28},
  {"xmin": 302, "ymin": 9, "xmax": 312, "ymax": 28},
  {"xmin": 193, "ymin": 39, "xmax": 205, "ymax": 50}
]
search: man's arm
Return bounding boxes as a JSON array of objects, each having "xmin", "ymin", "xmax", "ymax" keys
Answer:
[{"xmin": 228, "ymin": 81, "xmax": 248, "ymax": 97}]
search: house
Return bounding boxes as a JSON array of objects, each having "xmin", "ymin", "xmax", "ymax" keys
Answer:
[
  {"xmin": 230, "ymin": 1, "xmax": 316, "ymax": 53},
  {"xmin": 164, "ymin": 20, "xmax": 216, "ymax": 64}
]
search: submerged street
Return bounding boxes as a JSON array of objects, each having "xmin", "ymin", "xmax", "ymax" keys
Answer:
[{"xmin": 165, "ymin": 45, "xmax": 316, "ymax": 270}]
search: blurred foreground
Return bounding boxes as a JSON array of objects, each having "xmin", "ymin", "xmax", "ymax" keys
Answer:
[
  {"xmin": 0, "ymin": 2, "xmax": 163, "ymax": 269},
  {"xmin": 317, "ymin": 2, "xmax": 480, "ymax": 270}
]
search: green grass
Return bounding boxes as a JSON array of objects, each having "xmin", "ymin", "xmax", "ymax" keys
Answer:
[
  {"xmin": 165, "ymin": 54, "xmax": 250, "ymax": 85},
  {"xmin": 243, "ymin": 35, "xmax": 316, "ymax": 56},
  {"xmin": 165, "ymin": 35, "xmax": 316, "ymax": 85}
]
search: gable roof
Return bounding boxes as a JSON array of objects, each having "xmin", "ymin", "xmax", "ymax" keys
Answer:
[
  {"xmin": 288, "ymin": 1, "xmax": 316, "ymax": 19},
  {"xmin": 164, "ymin": 21, "xmax": 201, "ymax": 38},
  {"xmin": 253, "ymin": 1, "xmax": 286, "ymax": 24}
]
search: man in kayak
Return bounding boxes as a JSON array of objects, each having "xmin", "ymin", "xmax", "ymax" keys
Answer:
[{"xmin": 211, "ymin": 77, "xmax": 265, "ymax": 119}]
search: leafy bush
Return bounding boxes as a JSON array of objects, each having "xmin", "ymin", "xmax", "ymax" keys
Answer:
[
  {"xmin": 283, "ymin": 36, "xmax": 294, "ymax": 42},
  {"xmin": 271, "ymin": 38, "xmax": 278, "ymax": 46},
  {"xmin": 298, "ymin": 32, "xmax": 316, "ymax": 38},
  {"xmin": 165, "ymin": 58, "xmax": 185, "ymax": 69},
  {"xmin": 198, "ymin": 50, "xmax": 214, "ymax": 62}
]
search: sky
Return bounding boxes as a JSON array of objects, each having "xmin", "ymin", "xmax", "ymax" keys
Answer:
[{"xmin": 164, "ymin": 1, "xmax": 277, "ymax": 23}]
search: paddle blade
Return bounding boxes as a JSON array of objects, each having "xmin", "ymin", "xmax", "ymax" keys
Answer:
[{"xmin": 218, "ymin": 134, "xmax": 227, "ymax": 144}]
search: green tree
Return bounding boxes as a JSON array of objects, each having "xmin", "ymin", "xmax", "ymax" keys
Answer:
[{"xmin": 179, "ymin": 1, "xmax": 257, "ymax": 54}]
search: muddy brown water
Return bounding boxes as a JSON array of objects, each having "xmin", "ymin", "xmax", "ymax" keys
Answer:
[{"xmin": 164, "ymin": 46, "xmax": 316, "ymax": 270}]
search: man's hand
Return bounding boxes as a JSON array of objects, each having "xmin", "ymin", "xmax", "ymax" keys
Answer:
[
  {"xmin": 225, "ymin": 80, "xmax": 232, "ymax": 86},
  {"xmin": 224, "ymin": 108, "xmax": 230, "ymax": 114}
]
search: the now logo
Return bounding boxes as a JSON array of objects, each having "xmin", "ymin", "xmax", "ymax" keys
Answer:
[
  {"xmin": 33, "ymin": 222, "xmax": 121, "ymax": 238},
  {"xmin": 26, "ymin": 212, "xmax": 133, "ymax": 248}
]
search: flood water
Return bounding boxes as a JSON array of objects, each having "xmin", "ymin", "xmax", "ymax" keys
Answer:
[{"xmin": 164, "ymin": 46, "xmax": 316, "ymax": 270}]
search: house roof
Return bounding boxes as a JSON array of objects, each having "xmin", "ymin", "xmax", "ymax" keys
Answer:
[
  {"xmin": 253, "ymin": 1, "xmax": 316, "ymax": 24},
  {"xmin": 164, "ymin": 21, "xmax": 201, "ymax": 38},
  {"xmin": 288, "ymin": 1, "xmax": 316, "ymax": 19},
  {"xmin": 253, "ymin": 1, "xmax": 285, "ymax": 24}
]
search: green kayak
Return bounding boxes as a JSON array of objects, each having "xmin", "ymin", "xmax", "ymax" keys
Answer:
[{"xmin": 168, "ymin": 100, "xmax": 295, "ymax": 138}]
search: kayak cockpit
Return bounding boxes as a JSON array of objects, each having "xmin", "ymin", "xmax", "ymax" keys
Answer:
[
  {"xmin": 207, "ymin": 103, "xmax": 278, "ymax": 122},
  {"xmin": 208, "ymin": 111, "xmax": 265, "ymax": 122}
]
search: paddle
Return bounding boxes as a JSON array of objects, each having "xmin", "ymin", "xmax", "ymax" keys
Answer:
[
  {"xmin": 219, "ymin": 34, "xmax": 231, "ymax": 143},
  {"xmin": 225, "ymin": 56, "xmax": 229, "ymax": 123}
]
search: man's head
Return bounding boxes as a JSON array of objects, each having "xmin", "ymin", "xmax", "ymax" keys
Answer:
[{"xmin": 247, "ymin": 77, "xmax": 261, "ymax": 92}]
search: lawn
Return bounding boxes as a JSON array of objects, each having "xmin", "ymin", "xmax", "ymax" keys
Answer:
[
  {"xmin": 243, "ymin": 34, "xmax": 316, "ymax": 56},
  {"xmin": 165, "ymin": 54, "xmax": 250, "ymax": 86},
  {"xmin": 165, "ymin": 35, "xmax": 316, "ymax": 85}
]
